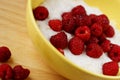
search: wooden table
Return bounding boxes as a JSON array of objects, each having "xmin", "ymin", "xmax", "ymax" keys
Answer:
[{"xmin": 0, "ymin": 0, "xmax": 67, "ymax": 80}]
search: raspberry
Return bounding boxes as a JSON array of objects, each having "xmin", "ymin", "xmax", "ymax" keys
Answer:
[
  {"xmin": 90, "ymin": 23, "xmax": 103, "ymax": 37},
  {"xmin": 108, "ymin": 44, "xmax": 120, "ymax": 62},
  {"xmin": 48, "ymin": 19, "xmax": 62, "ymax": 31},
  {"xmin": 100, "ymin": 39, "xmax": 111, "ymax": 52},
  {"xmin": 62, "ymin": 12, "xmax": 76, "ymax": 33},
  {"xmin": 0, "ymin": 46, "xmax": 11, "ymax": 62},
  {"xmin": 86, "ymin": 43, "xmax": 103, "ymax": 58},
  {"xmin": 68, "ymin": 36, "xmax": 84, "ymax": 55},
  {"xmin": 50, "ymin": 32, "xmax": 68, "ymax": 49},
  {"xmin": 74, "ymin": 15, "xmax": 91, "ymax": 27},
  {"xmin": 0, "ymin": 64, "xmax": 13, "ymax": 80},
  {"xmin": 89, "ymin": 14, "xmax": 98, "ymax": 24},
  {"xmin": 104, "ymin": 25, "xmax": 115, "ymax": 38},
  {"xmin": 62, "ymin": 12, "xmax": 72, "ymax": 20},
  {"xmin": 97, "ymin": 14, "xmax": 110, "ymax": 26},
  {"xmin": 102, "ymin": 61, "xmax": 119, "ymax": 76},
  {"xmin": 98, "ymin": 33, "xmax": 107, "ymax": 43},
  {"xmin": 75, "ymin": 26, "xmax": 91, "ymax": 42},
  {"xmin": 102, "ymin": 24, "xmax": 110, "ymax": 32},
  {"xmin": 84, "ymin": 15, "xmax": 92, "ymax": 27},
  {"xmin": 71, "ymin": 5, "xmax": 86, "ymax": 16},
  {"xmin": 13, "ymin": 65, "xmax": 30, "ymax": 80},
  {"xmin": 86, "ymin": 36, "xmax": 99, "ymax": 45},
  {"xmin": 33, "ymin": 6, "xmax": 49, "ymax": 20}
]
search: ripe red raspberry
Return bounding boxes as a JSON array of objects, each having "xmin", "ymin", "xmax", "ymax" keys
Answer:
[
  {"xmin": 102, "ymin": 24, "xmax": 110, "ymax": 32},
  {"xmin": 90, "ymin": 23, "xmax": 103, "ymax": 37},
  {"xmin": 50, "ymin": 32, "xmax": 68, "ymax": 49},
  {"xmin": 13, "ymin": 65, "xmax": 30, "ymax": 80},
  {"xmin": 98, "ymin": 33, "xmax": 107, "ymax": 43},
  {"xmin": 0, "ymin": 46, "xmax": 11, "ymax": 62},
  {"xmin": 62, "ymin": 12, "xmax": 72, "ymax": 20},
  {"xmin": 74, "ymin": 15, "xmax": 91, "ymax": 27},
  {"xmin": 48, "ymin": 19, "xmax": 62, "ymax": 31},
  {"xmin": 89, "ymin": 14, "xmax": 98, "ymax": 24},
  {"xmin": 97, "ymin": 14, "xmax": 110, "ymax": 26},
  {"xmin": 104, "ymin": 25, "xmax": 115, "ymax": 38},
  {"xmin": 75, "ymin": 26, "xmax": 91, "ymax": 42},
  {"xmin": 100, "ymin": 39, "xmax": 111, "ymax": 52},
  {"xmin": 86, "ymin": 43, "xmax": 103, "ymax": 58},
  {"xmin": 0, "ymin": 64, "xmax": 13, "ymax": 80},
  {"xmin": 62, "ymin": 12, "xmax": 76, "ymax": 33},
  {"xmin": 33, "ymin": 6, "xmax": 49, "ymax": 20},
  {"xmin": 71, "ymin": 5, "xmax": 86, "ymax": 16},
  {"xmin": 108, "ymin": 44, "xmax": 120, "ymax": 62},
  {"xmin": 68, "ymin": 37, "xmax": 84, "ymax": 55},
  {"xmin": 86, "ymin": 36, "xmax": 99, "ymax": 45},
  {"xmin": 102, "ymin": 61, "xmax": 119, "ymax": 76}
]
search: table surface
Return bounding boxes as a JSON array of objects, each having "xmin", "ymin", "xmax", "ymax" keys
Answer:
[{"xmin": 0, "ymin": 0, "xmax": 67, "ymax": 80}]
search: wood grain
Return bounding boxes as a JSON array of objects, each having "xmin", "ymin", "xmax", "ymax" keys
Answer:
[{"xmin": 0, "ymin": 0, "xmax": 67, "ymax": 80}]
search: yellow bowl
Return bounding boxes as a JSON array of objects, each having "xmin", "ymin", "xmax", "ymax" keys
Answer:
[{"xmin": 27, "ymin": 0, "xmax": 120, "ymax": 80}]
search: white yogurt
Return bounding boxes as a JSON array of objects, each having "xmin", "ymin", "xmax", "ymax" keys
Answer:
[{"xmin": 37, "ymin": 0, "xmax": 120, "ymax": 75}]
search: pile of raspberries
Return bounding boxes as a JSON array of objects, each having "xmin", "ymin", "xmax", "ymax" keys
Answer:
[
  {"xmin": 33, "ymin": 5, "xmax": 120, "ymax": 76},
  {"xmin": 0, "ymin": 46, "xmax": 30, "ymax": 80}
]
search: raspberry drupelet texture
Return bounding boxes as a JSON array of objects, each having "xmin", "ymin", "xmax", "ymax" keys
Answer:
[
  {"xmin": 68, "ymin": 36, "xmax": 84, "ymax": 55},
  {"xmin": 48, "ymin": 19, "xmax": 62, "ymax": 31},
  {"xmin": 97, "ymin": 14, "xmax": 110, "ymax": 27},
  {"xmin": 62, "ymin": 12, "xmax": 76, "ymax": 33},
  {"xmin": 75, "ymin": 26, "xmax": 91, "ymax": 42},
  {"xmin": 0, "ymin": 64, "xmax": 13, "ymax": 80},
  {"xmin": 33, "ymin": 6, "xmax": 49, "ymax": 20},
  {"xmin": 13, "ymin": 65, "xmax": 30, "ymax": 80},
  {"xmin": 85, "ymin": 36, "xmax": 99, "ymax": 45},
  {"xmin": 90, "ymin": 23, "xmax": 103, "ymax": 37},
  {"xmin": 108, "ymin": 44, "xmax": 120, "ymax": 62},
  {"xmin": 0, "ymin": 46, "xmax": 11, "ymax": 62},
  {"xmin": 50, "ymin": 32, "xmax": 68, "ymax": 49},
  {"xmin": 104, "ymin": 25, "xmax": 115, "ymax": 38},
  {"xmin": 100, "ymin": 39, "xmax": 111, "ymax": 52},
  {"xmin": 86, "ymin": 43, "xmax": 103, "ymax": 58},
  {"xmin": 71, "ymin": 5, "xmax": 87, "ymax": 16},
  {"xmin": 102, "ymin": 61, "xmax": 119, "ymax": 76}
]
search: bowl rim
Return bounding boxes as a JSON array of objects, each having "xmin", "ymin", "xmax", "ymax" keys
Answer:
[{"xmin": 27, "ymin": 0, "xmax": 120, "ymax": 79}]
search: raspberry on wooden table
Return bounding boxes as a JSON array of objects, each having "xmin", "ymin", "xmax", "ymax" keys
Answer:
[
  {"xmin": 33, "ymin": 6, "xmax": 49, "ymax": 20},
  {"xmin": 102, "ymin": 61, "xmax": 119, "ymax": 76},
  {"xmin": 13, "ymin": 65, "xmax": 30, "ymax": 80},
  {"xmin": 0, "ymin": 46, "xmax": 11, "ymax": 62},
  {"xmin": 68, "ymin": 36, "xmax": 84, "ymax": 55},
  {"xmin": 0, "ymin": 64, "xmax": 13, "ymax": 80}
]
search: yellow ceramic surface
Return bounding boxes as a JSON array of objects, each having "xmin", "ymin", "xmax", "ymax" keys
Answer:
[{"xmin": 27, "ymin": 0, "xmax": 120, "ymax": 80}]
